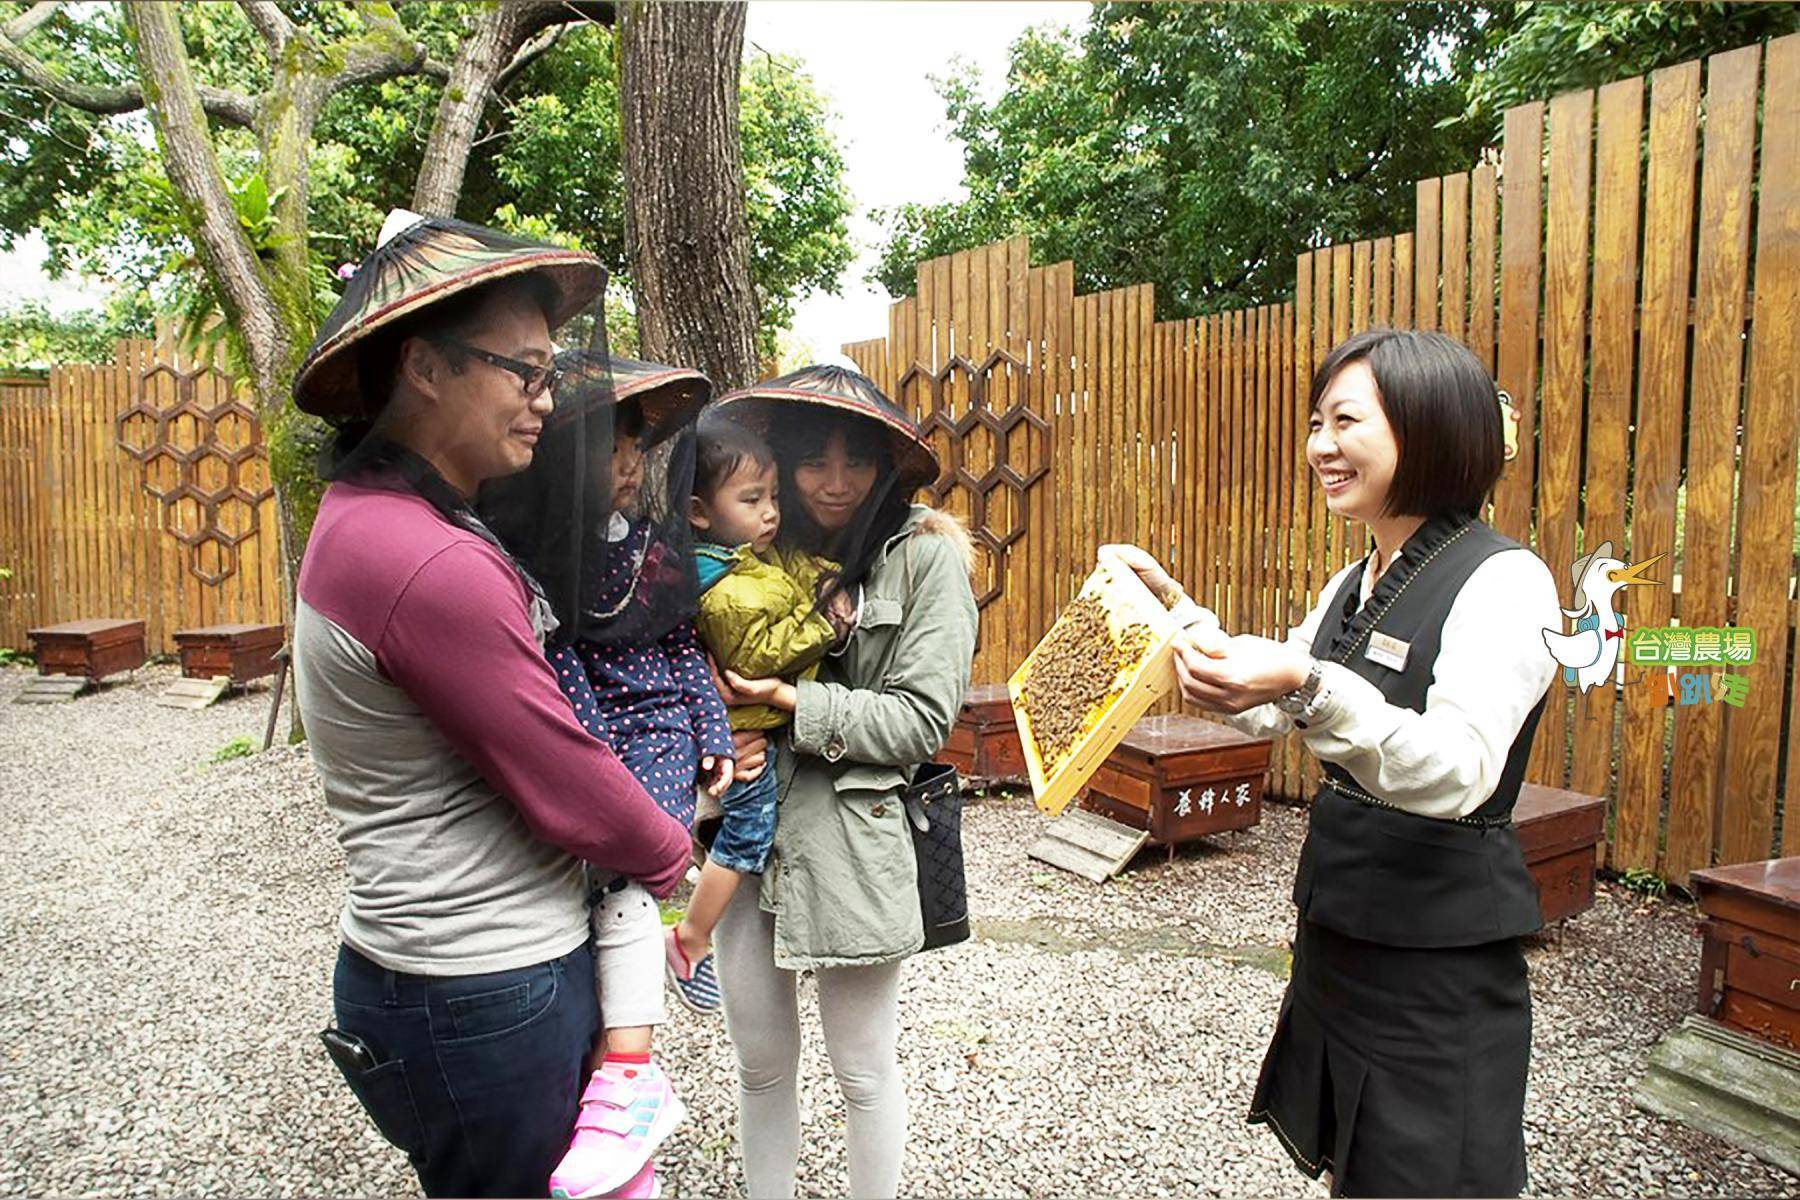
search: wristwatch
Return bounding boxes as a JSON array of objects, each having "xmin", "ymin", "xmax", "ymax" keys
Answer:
[{"xmin": 1275, "ymin": 658, "xmax": 1327, "ymax": 718}]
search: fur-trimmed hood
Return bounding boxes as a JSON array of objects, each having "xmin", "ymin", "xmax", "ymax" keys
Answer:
[{"xmin": 899, "ymin": 504, "xmax": 977, "ymax": 580}]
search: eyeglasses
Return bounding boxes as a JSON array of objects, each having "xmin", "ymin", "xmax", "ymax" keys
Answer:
[{"xmin": 439, "ymin": 339, "xmax": 560, "ymax": 398}]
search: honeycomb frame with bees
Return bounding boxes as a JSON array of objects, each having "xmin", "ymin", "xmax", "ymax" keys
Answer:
[{"xmin": 1008, "ymin": 548, "xmax": 1183, "ymax": 816}]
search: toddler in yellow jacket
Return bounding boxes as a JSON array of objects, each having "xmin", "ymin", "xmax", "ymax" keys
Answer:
[{"xmin": 664, "ymin": 413, "xmax": 853, "ymax": 1011}]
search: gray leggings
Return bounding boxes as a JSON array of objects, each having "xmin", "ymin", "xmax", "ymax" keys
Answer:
[{"xmin": 714, "ymin": 881, "xmax": 906, "ymax": 1199}]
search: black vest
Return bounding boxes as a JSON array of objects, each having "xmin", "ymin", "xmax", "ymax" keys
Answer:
[{"xmin": 1292, "ymin": 512, "xmax": 1545, "ymax": 948}]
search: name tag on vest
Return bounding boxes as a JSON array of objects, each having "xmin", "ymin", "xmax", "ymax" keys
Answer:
[{"xmin": 1365, "ymin": 631, "xmax": 1411, "ymax": 671}]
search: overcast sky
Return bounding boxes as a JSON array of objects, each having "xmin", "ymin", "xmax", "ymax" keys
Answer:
[
  {"xmin": 745, "ymin": 1, "xmax": 1089, "ymax": 362},
  {"xmin": 5, "ymin": 2, "xmax": 1091, "ymax": 362}
]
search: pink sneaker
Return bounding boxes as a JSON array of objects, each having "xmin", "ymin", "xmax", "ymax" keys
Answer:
[
  {"xmin": 548, "ymin": 1060, "xmax": 685, "ymax": 1199},
  {"xmin": 605, "ymin": 1160, "xmax": 660, "ymax": 1199}
]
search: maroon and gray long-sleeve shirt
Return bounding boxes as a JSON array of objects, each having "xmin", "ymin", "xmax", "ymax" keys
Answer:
[{"xmin": 293, "ymin": 478, "xmax": 691, "ymax": 977}]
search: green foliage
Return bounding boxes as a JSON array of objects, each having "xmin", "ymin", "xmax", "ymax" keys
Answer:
[
  {"xmin": 0, "ymin": 7, "xmax": 849, "ymax": 363},
  {"xmin": 482, "ymin": 27, "xmax": 851, "ymax": 357},
  {"xmin": 873, "ymin": 5, "xmax": 1504, "ymax": 317},
  {"xmin": 0, "ymin": 293, "xmax": 154, "ymax": 371},
  {"xmin": 739, "ymin": 50, "xmax": 853, "ymax": 358},
  {"xmin": 1616, "ymin": 865, "xmax": 1668, "ymax": 900},
  {"xmin": 875, "ymin": 2, "xmax": 1795, "ymax": 320},
  {"xmin": 211, "ymin": 734, "xmax": 256, "ymax": 763},
  {"xmin": 1458, "ymin": 2, "xmax": 1800, "ymax": 135}
]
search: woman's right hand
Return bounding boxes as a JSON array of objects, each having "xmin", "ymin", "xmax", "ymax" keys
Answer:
[
  {"xmin": 1100, "ymin": 544, "xmax": 1224, "ymax": 639},
  {"xmin": 731, "ymin": 729, "xmax": 769, "ymax": 782},
  {"xmin": 1099, "ymin": 543, "xmax": 1184, "ymax": 606}
]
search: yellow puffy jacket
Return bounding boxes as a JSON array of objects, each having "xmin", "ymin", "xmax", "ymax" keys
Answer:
[{"xmin": 693, "ymin": 542, "xmax": 841, "ymax": 731}]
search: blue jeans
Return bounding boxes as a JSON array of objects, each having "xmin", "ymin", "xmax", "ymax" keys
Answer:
[
  {"xmin": 328, "ymin": 941, "xmax": 598, "ymax": 1198},
  {"xmin": 709, "ymin": 743, "xmax": 779, "ymax": 873}
]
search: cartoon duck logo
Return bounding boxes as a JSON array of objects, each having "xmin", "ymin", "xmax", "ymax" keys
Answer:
[{"xmin": 1541, "ymin": 540, "xmax": 1662, "ymax": 693}]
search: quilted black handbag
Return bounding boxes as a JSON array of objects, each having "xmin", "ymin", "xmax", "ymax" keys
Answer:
[{"xmin": 903, "ymin": 761, "xmax": 970, "ymax": 951}]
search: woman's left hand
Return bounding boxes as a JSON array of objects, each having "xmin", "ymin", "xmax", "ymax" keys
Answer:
[
  {"xmin": 1174, "ymin": 633, "xmax": 1311, "ymax": 714},
  {"xmin": 724, "ymin": 670, "xmax": 798, "ymax": 713}
]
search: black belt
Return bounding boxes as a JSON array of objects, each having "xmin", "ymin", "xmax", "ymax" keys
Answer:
[{"xmin": 1321, "ymin": 774, "xmax": 1512, "ymax": 830}]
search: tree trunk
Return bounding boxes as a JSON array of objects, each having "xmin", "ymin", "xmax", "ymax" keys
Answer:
[
  {"xmin": 412, "ymin": 14, "xmax": 517, "ymax": 216},
  {"xmin": 618, "ymin": 1, "xmax": 761, "ymax": 389}
]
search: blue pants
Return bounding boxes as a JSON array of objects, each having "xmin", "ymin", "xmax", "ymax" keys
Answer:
[
  {"xmin": 328, "ymin": 942, "xmax": 598, "ymax": 1198},
  {"xmin": 708, "ymin": 743, "xmax": 780, "ymax": 874}
]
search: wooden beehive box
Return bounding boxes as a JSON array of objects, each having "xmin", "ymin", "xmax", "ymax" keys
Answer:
[
  {"xmin": 936, "ymin": 684, "xmax": 1026, "ymax": 781},
  {"xmin": 1083, "ymin": 714, "xmax": 1271, "ymax": 848},
  {"xmin": 1009, "ymin": 550, "xmax": 1181, "ymax": 817},
  {"xmin": 1514, "ymin": 782, "xmax": 1606, "ymax": 925},
  {"xmin": 28, "ymin": 618, "xmax": 146, "ymax": 681},
  {"xmin": 172, "ymin": 623, "xmax": 284, "ymax": 684},
  {"xmin": 1692, "ymin": 857, "xmax": 1800, "ymax": 1053}
]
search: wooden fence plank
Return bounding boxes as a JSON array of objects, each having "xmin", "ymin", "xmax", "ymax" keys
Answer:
[
  {"xmin": 1330, "ymin": 246, "xmax": 1354, "ymax": 569},
  {"xmin": 1024, "ymin": 266, "xmax": 1044, "ymax": 676},
  {"xmin": 1531, "ymin": 87, "xmax": 1595, "ymax": 791},
  {"xmin": 1571, "ymin": 75, "xmax": 1644, "ymax": 809},
  {"xmin": 1470, "ymin": 163, "xmax": 1498, "ymax": 375},
  {"xmin": 1351, "ymin": 241, "xmax": 1372, "ymax": 333},
  {"xmin": 30, "ymin": 379, "xmax": 51, "ymax": 637},
  {"xmin": 1096, "ymin": 285, "xmax": 1112, "ymax": 559},
  {"xmin": 0, "ymin": 386, "xmax": 23, "ymax": 645},
  {"xmin": 1293, "ymin": 254, "xmax": 1314, "ymax": 617},
  {"xmin": 1393, "ymin": 232, "xmax": 1415, "ymax": 329},
  {"xmin": 1660, "ymin": 55, "xmax": 1746, "ymax": 879},
  {"xmin": 1130, "ymin": 285, "xmax": 1148, "ymax": 551},
  {"xmin": 1442, "ymin": 171, "xmax": 1470, "ymax": 344},
  {"xmin": 1198, "ymin": 315, "xmax": 1217, "ymax": 614},
  {"xmin": 1493, "ymin": 102, "xmax": 1545, "ymax": 544},
  {"xmin": 1415, "ymin": 177, "xmax": 1442, "ymax": 331},
  {"xmin": 1735, "ymin": 35, "xmax": 1800, "ymax": 863},
  {"xmin": 1372, "ymin": 238, "xmax": 1393, "ymax": 328},
  {"xmin": 1312, "ymin": 250, "xmax": 1332, "ymax": 583},
  {"xmin": 1260, "ymin": 305, "xmax": 1274, "ymax": 644},
  {"xmin": 9, "ymin": 384, "xmax": 31, "ymax": 644},
  {"xmin": 1056, "ymin": 262, "xmax": 1075, "ymax": 605}
]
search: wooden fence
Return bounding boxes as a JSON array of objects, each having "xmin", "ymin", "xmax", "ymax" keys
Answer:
[
  {"xmin": 0, "ymin": 332, "xmax": 284, "ymax": 655},
  {"xmin": 844, "ymin": 34, "xmax": 1800, "ymax": 879}
]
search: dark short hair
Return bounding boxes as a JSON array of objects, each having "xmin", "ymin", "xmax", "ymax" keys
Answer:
[
  {"xmin": 357, "ymin": 273, "xmax": 561, "ymax": 409},
  {"xmin": 694, "ymin": 411, "xmax": 774, "ymax": 499},
  {"xmin": 776, "ymin": 406, "xmax": 890, "ymax": 470},
  {"xmin": 1310, "ymin": 328, "xmax": 1503, "ymax": 518},
  {"xmin": 771, "ymin": 407, "xmax": 912, "ymax": 600}
]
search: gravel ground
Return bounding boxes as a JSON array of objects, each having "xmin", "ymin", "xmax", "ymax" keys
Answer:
[{"xmin": 0, "ymin": 664, "xmax": 1794, "ymax": 1198}]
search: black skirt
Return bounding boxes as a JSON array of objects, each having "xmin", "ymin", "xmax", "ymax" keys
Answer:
[{"xmin": 1248, "ymin": 918, "xmax": 1531, "ymax": 1198}]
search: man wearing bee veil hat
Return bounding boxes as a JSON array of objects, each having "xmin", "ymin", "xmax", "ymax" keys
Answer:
[{"xmin": 290, "ymin": 209, "xmax": 692, "ymax": 1198}]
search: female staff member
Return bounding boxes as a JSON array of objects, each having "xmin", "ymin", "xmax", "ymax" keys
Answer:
[
  {"xmin": 1115, "ymin": 328, "xmax": 1565, "ymax": 1197},
  {"xmin": 708, "ymin": 365, "xmax": 979, "ymax": 1200}
]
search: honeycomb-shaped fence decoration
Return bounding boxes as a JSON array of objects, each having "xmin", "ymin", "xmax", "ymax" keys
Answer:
[
  {"xmin": 116, "ymin": 360, "xmax": 274, "ymax": 586},
  {"xmin": 898, "ymin": 348, "xmax": 1049, "ymax": 610}
]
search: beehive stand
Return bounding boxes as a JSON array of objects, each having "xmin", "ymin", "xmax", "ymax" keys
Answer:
[
  {"xmin": 1009, "ymin": 550, "xmax": 1182, "ymax": 817},
  {"xmin": 1083, "ymin": 714, "xmax": 1271, "ymax": 856},
  {"xmin": 1513, "ymin": 783, "xmax": 1605, "ymax": 925},
  {"xmin": 935, "ymin": 684, "xmax": 1027, "ymax": 783},
  {"xmin": 27, "ymin": 618, "xmax": 146, "ymax": 682},
  {"xmin": 1690, "ymin": 856, "xmax": 1800, "ymax": 1051}
]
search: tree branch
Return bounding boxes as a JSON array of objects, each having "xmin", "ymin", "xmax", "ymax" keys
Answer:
[
  {"xmin": 3, "ymin": 2, "xmax": 60, "ymax": 42},
  {"xmin": 323, "ymin": 0, "xmax": 428, "ymax": 96},
  {"xmin": 496, "ymin": 25, "xmax": 564, "ymax": 91},
  {"xmin": 410, "ymin": 1, "xmax": 597, "ymax": 215},
  {"xmin": 122, "ymin": 1, "xmax": 286, "ymax": 400},
  {"xmin": 237, "ymin": 0, "xmax": 294, "ymax": 55},
  {"xmin": 0, "ymin": 6, "xmax": 257, "ymax": 126}
]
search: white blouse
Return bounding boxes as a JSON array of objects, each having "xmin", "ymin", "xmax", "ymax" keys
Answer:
[{"xmin": 1222, "ymin": 546, "xmax": 1562, "ymax": 819}]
